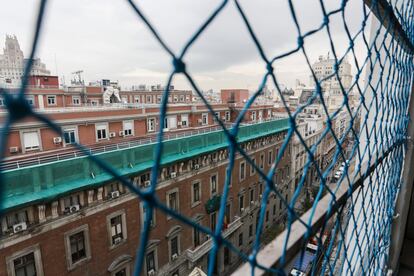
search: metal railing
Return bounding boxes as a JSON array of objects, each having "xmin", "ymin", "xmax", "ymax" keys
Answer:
[{"xmin": 0, "ymin": 124, "xmax": 225, "ymax": 170}]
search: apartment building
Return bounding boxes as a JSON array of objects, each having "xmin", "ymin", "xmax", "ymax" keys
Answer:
[
  {"xmin": 1, "ymin": 100, "xmax": 280, "ymax": 161},
  {"xmin": 0, "ymin": 76, "xmax": 194, "ymax": 109},
  {"xmin": 0, "ymin": 118, "xmax": 292, "ymax": 276}
]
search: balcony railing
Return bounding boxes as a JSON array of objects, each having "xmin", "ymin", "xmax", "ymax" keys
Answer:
[{"xmin": 186, "ymin": 216, "xmax": 243, "ymax": 263}]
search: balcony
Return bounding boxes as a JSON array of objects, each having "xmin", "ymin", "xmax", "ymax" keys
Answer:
[{"xmin": 185, "ymin": 216, "xmax": 243, "ymax": 263}]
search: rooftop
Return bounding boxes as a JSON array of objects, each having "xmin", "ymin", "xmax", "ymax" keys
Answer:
[{"xmin": 0, "ymin": 118, "xmax": 289, "ymax": 212}]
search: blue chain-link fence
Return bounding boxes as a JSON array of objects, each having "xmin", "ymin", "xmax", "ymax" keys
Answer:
[{"xmin": 1, "ymin": 0, "xmax": 413, "ymax": 275}]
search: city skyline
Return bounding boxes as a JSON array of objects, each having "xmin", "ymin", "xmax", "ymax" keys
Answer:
[{"xmin": 1, "ymin": 0, "xmax": 369, "ymax": 91}]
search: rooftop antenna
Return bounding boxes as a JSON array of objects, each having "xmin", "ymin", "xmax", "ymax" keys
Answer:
[{"xmin": 71, "ymin": 70, "xmax": 84, "ymax": 85}]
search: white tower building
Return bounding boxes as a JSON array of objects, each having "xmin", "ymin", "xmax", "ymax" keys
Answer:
[
  {"xmin": 309, "ymin": 54, "xmax": 352, "ymax": 109},
  {"xmin": 0, "ymin": 35, "xmax": 50, "ymax": 87}
]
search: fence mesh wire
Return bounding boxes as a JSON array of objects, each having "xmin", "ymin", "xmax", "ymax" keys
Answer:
[{"xmin": 1, "ymin": 0, "xmax": 414, "ymax": 275}]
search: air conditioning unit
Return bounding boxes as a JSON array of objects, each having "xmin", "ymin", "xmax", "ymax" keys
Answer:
[
  {"xmin": 9, "ymin": 146, "xmax": 18, "ymax": 153},
  {"xmin": 163, "ymin": 128, "xmax": 169, "ymax": 132},
  {"xmin": 119, "ymin": 130, "xmax": 125, "ymax": 136},
  {"xmin": 13, "ymin": 222, "xmax": 27, "ymax": 233},
  {"xmin": 197, "ymin": 118, "xmax": 203, "ymax": 124},
  {"xmin": 241, "ymin": 208, "xmax": 245, "ymax": 212},
  {"xmin": 251, "ymin": 201, "xmax": 254, "ymax": 205},
  {"xmin": 109, "ymin": 132, "xmax": 116, "ymax": 138},
  {"xmin": 114, "ymin": 236, "xmax": 123, "ymax": 244},
  {"xmin": 148, "ymin": 270, "xmax": 155, "ymax": 276},
  {"xmin": 143, "ymin": 180, "xmax": 151, "ymax": 187},
  {"xmin": 177, "ymin": 121, "xmax": 182, "ymax": 126},
  {"xmin": 170, "ymin": 172, "xmax": 177, "ymax": 178},
  {"xmin": 172, "ymin": 253, "xmax": 178, "ymax": 261},
  {"xmin": 53, "ymin": 137, "xmax": 62, "ymax": 144},
  {"xmin": 69, "ymin": 204, "xmax": 80, "ymax": 213},
  {"xmin": 110, "ymin": 191, "xmax": 120, "ymax": 199},
  {"xmin": 194, "ymin": 164, "xmax": 200, "ymax": 170}
]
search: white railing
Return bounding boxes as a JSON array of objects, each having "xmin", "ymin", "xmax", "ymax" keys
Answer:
[{"xmin": 0, "ymin": 125, "xmax": 225, "ymax": 171}]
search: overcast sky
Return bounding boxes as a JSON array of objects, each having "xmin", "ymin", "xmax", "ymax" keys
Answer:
[{"xmin": 1, "ymin": 0, "xmax": 371, "ymax": 91}]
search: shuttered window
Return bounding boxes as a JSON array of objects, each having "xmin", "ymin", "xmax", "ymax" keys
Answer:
[{"xmin": 23, "ymin": 131, "xmax": 40, "ymax": 150}]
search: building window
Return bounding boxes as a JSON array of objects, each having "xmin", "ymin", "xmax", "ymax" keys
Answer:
[
  {"xmin": 96, "ymin": 123, "xmax": 108, "ymax": 140},
  {"xmin": 214, "ymin": 112, "xmax": 220, "ymax": 123},
  {"xmin": 225, "ymin": 111, "xmax": 230, "ymax": 122},
  {"xmin": 47, "ymin": 95, "xmax": 56, "ymax": 105},
  {"xmin": 225, "ymin": 203, "xmax": 231, "ymax": 225},
  {"xmin": 63, "ymin": 128, "xmax": 77, "ymax": 145},
  {"xmin": 239, "ymin": 161, "xmax": 246, "ymax": 181},
  {"xmin": 169, "ymin": 236, "xmax": 179, "ymax": 261},
  {"xmin": 70, "ymin": 232, "xmax": 86, "ymax": 263},
  {"xmin": 268, "ymin": 150, "xmax": 273, "ymax": 166},
  {"xmin": 72, "ymin": 96, "xmax": 80, "ymax": 105},
  {"xmin": 146, "ymin": 251, "xmax": 156, "ymax": 274},
  {"xmin": 123, "ymin": 120, "xmax": 134, "ymax": 136},
  {"xmin": 140, "ymin": 203, "xmax": 156, "ymax": 228},
  {"xmin": 202, "ymin": 113, "xmax": 208, "ymax": 125},
  {"xmin": 210, "ymin": 174, "xmax": 218, "ymax": 195},
  {"xmin": 25, "ymin": 96, "xmax": 34, "ymax": 106},
  {"xmin": 210, "ymin": 212, "xmax": 217, "ymax": 231},
  {"xmin": 134, "ymin": 96, "xmax": 140, "ymax": 103},
  {"xmin": 6, "ymin": 246, "xmax": 44, "ymax": 276},
  {"xmin": 146, "ymin": 95, "xmax": 152, "ymax": 103},
  {"xmin": 238, "ymin": 233, "xmax": 243, "ymax": 246},
  {"xmin": 107, "ymin": 211, "xmax": 127, "ymax": 247},
  {"xmin": 164, "ymin": 115, "xmax": 177, "ymax": 129},
  {"xmin": 166, "ymin": 189, "xmax": 179, "ymax": 218},
  {"xmin": 259, "ymin": 183, "xmax": 263, "ymax": 198},
  {"xmin": 191, "ymin": 181, "xmax": 201, "ymax": 206},
  {"xmin": 193, "ymin": 226, "xmax": 201, "ymax": 247},
  {"xmin": 64, "ymin": 225, "xmax": 91, "ymax": 269},
  {"xmin": 113, "ymin": 267, "xmax": 129, "ymax": 276},
  {"xmin": 13, "ymin": 252, "xmax": 36, "ymax": 276},
  {"xmin": 239, "ymin": 195, "xmax": 244, "ymax": 213},
  {"xmin": 251, "ymin": 111, "xmax": 256, "ymax": 121},
  {"xmin": 250, "ymin": 158, "xmax": 256, "ymax": 176},
  {"xmin": 180, "ymin": 114, "xmax": 189, "ymax": 127},
  {"xmin": 224, "ymin": 247, "xmax": 230, "ymax": 266},
  {"xmin": 249, "ymin": 189, "xmax": 255, "ymax": 204},
  {"xmin": 147, "ymin": 118, "xmax": 156, "ymax": 132},
  {"xmin": 0, "ymin": 97, "xmax": 4, "ymax": 106},
  {"xmin": 179, "ymin": 95, "xmax": 185, "ymax": 102},
  {"xmin": 249, "ymin": 224, "xmax": 253, "ymax": 237},
  {"xmin": 260, "ymin": 153, "xmax": 264, "ymax": 169},
  {"xmin": 273, "ymin": 204, "xmax": 276, "ymax": 215},
  {"xmin": 22, "ymin": 131, "xmax": 40, "ymax": 151}
]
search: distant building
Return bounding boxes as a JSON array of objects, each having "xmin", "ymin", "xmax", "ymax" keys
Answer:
[
  {"xmin": 220, "ymin": 89, "xmax": 249, "ymax": 104},
  {"xmin": 0, "ymin": 35, "xmax": 50, "ymax": 87},
  {"xmin": 309, "ymin": 54, "xmax": 352, "ymax": 109}
]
